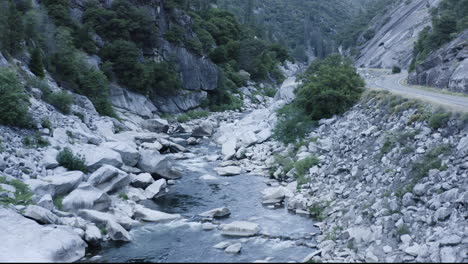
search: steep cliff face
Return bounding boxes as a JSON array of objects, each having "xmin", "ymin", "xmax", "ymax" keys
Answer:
[
  {"xmin": 408, "ymin": 30, "xmax": 468, "ymax": 94},
  {"xmin": 355, "ymin": 0, "xmax": 440, "ymax": 69},
  {"xmin": 71, "ymin": 0, "xmax": 219, "ymax": 114}
]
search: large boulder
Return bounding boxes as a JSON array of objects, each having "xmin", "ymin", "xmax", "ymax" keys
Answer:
[
  {"xmin": 262, "ymin": 186, "xmax": 293, "ymax": 204},
  {"xmin": 192, "ymin": 121, "xmax": 214, "ymax": 137},
  {"xmin": 23, "ymin": 205, "xmax": 61, "ymax": 225},
  {"xmin": 87, "ymin": 165, "xmax": 131, "ymax": 194},
  {"xmin": 26, "ymin": 171, "xmax": 85, "ymax": 197},
  {"xmin": 110, "ymin": 83, "xmax": 158, "ymax": 118},
  {"xmin": 71, "ymin": 145, "xmax": 123, "ymax": 172},
  {"xmin": 130, "ymin": 173, "xmax": 155, "ymax": 189},
  {"xmin": 144, "ymin": 179, "xmax": 167, "ymax": 199},
  {"xmin": 142, "ymin": 118, "xmax": 169, "ymax": 133},
  {"xmin": 77, "ymin": 209, "xmax": 133, "ymax": 241},
  {"xmin": 198, "ymin": 207, "xmax": 231, "ymax": 218},
  {"xmin": 100, "ymin": 141, "xmax": 140, "ymax": 167},
  {"xmin": 0, "ymin": 208, "xmax": 86, "ymax": 262},
  {"xmin": 41, "ymin": 148, "xmax": 59, "ymax": 169},
  {"xmin": 133, "ymin": 205, "xmax": 181, "ymax": 222},
  {"xmin": 137, "ymin": 150, "xmax": 182, "ymax": 179},
  {"xmin": 214, "ymin": 166, "xmax": 242, "ymax": 176},
  {"xmin": 221, "ymin": 221, "xmax": 261, "ymax": 237},
  {"xmin": 221, "ymin": 138, "xmax": 237, "ymax": 160},
  {"xmin": 62, "ymin": 183, "xmax": 112, "ymax": 212}
]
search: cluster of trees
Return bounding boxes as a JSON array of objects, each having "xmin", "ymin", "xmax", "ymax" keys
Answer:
[
  {"xmin": 162, "ymin": 3, "xmax": 290, "ymax": 110},
  {"xmin": 410, "ymin": 0, "xmax": 468, "ymax": 71},
  {"xmin": 217, "ymin": 0, "xmax": 366, "ymax": 61},
  {"xmin": 337, "ymin": 0, "xmax": 398, "ymax": 54},
  {"xmin": 273, "ymin": 54, "xmax": 365, "ymax": 143}
]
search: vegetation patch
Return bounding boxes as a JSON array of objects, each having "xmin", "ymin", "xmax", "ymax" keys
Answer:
[
  {"xmin": 0, "ymin": 68, "xmax": 32, "ymax": 128},
  {"xmin": 177, "ymin": 110, "xmax": 211, "ymax": 123},
  {"xmin": 428, "ymin": 111, "xmax": 451, "ymax": 129},
  {"xmin": 56, "ymin": 147, "xmax": 88, "ymax": 173},
  {"xmin": 0, "ymin": 176, "xmax": 33, "ymax": 207},
  {"xmin": 396, "ymin": 144, "xmax": 451, "ymax": 197}
]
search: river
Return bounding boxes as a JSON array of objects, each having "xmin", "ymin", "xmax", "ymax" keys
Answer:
[{"xmin": 83, "ymin": 129, "xmax": 317, "ymax": 263}]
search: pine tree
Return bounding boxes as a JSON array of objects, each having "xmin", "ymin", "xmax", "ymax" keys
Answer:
[
  {"xmin": 29, "ymin": 47, "xmax": 45, "ymax": 78},
  {"xmin": 4, "ymin": 1, "xmax": 24, "ymax": 55}
]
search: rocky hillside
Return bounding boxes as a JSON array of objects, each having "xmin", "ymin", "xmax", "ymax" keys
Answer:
[
  {"xmin": 0, "ymin": 0, "xmax": 289, "ymax": 118},
  {"xmin": 214, "ymin": 88, "xmax": 468, "ymax": 263},
  {"xmin": 353, "ymin": 0, "xmax": 439, "ymax": 69},
  {"xmin": 408, "ymin": 30, "xmax": 468, "ymax": 94}
]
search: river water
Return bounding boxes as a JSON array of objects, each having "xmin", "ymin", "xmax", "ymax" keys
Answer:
[{"xmin": 86, "ymin": 134, "xmax": 318, "ymax": 263}]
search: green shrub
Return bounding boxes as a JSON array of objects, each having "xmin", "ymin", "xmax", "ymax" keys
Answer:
[
  {"xmin": 29, "ymin": 47, "xmax": 45, "ymax": 78},
  {"xmin": 0, "ymin": 68, "xmax": 32, "ymax": 128},
  {"xmin": 119, "ymin": 192, "xmax": 128, "ymax": 200},
  {"xmin": 56, "ymin": 147, "xmax": 88, "ymax": 173},
  {"xmin": 272, "ymin": 104, "xmax": 316, "ymax": 144},
  {"xmin": 295, "ymin": 54, "xmax": 365, "ymax": 121},
  {"xmin": 53, "ymin": 195, "xmax": 64, "ymax": 210},
  {"xmin": 43, "ymin": 91, "xmax": 74, "ymax": 114},
  {"xmin": 41, "ymin": 118, "xmax": 53, "ymax": 132},
  {"xmin": 396, "ymin": 144, "xmax": 451, "ymax": 197},
  {"xmin": 428, "ymin": 111, "xmax": 451, "ymax": 129},
  {"xmin": 392, "ymin": 66, "xmax": 401, "ymax": 74},
  {"xmin": 23, "ymin": 133, "xmax": 49, "ymax": 148},
  {"xmin": 294, "ymin": 156, "xmax": 319, "ymax": 185},
  {"xmin": 0, "ymin": 176, "xmax": 33, "ymax": 207}
]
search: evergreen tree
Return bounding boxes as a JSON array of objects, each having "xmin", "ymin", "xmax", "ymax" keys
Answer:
[
  {"xmin": 3, "ymin": 1, "xmax": 24, "ymax": 55},
  {"xmin": 29, "ymin": 47, "xmax": 45, "ymax": 78}
]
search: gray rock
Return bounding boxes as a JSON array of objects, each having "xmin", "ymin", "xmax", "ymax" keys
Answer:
[
  {"xmin": 440, "ymin": 247, "xmax": 456, "ymax": 262},
  {"xmin": 62, "ymin": 184, "xmax": 112, "ymax": 212},
  {"xmin": 408, "ymin": 31, "xmax": 468, "ymax": 94},
  {"xmin": 213, "ymin": 241, "xmax": 231, "ymax": 249},
  {"xmin": 225, "ymin": 243, "xmax": 242, "ymax": 254},
  {"xmin": 199, "ymin": 207, "xmax": 231, "ymax": 218},
  {"xmin": 37, "ymin": 194, "xmax": 54, "ymax": 211},
  {"xmin": 0, "ymin": 208, "xmax": 86, "ymax": 262},
  {"xmin": 137, "ymin": 150, "xmax": 182, "ymax": 179},
  {"xmin": 131, "ymin": 173, "xmax": 155, "ymax": 189},
  {"xmin": 413, "ymin": 183, "xmax": 429, "ymax": 196},
  {"xmin": 435, "ymin": 207, "xmax": 451, "ymax": 221},
  {"xmin": 144, "ymin": 179, "xmax": 167, "ymax": 199},
  {"xmin": 100, "ymin": 141, "xmax": 139, "ymax": 167},
  {"xmin": 106, "ymin": 218, "xmax": 132, "ymax": 242},
  {"xmin": 77, "ymin": 209, "xmax": 133, "ymax": 241},
  {"xmin": 221, "ymin": 138, "xmax": 237, "ymax": 160},
  {"xmin": 402, "ymin": 193, "xmax": 416, "ymax": 207},
  {"xmin": 439, "ymin": 235, "xmax": 462, "ymax": 246},
  {"xmin": 141, "ymin": 119, "xmax": 169, "ymax": 133},
  {"xmin": 192, "ymin": 121, "xmax": 214, "ymax": 137},
  {"xmin": 41, "ymin": 148, "xmax": 59, "ymax": 169},
  {"xmin": 74, "ymin": 145, "xmax": 123, "ymax": 172},
  {"xmin": 221, "ymin": 221, "xmax": 261, "ymax": 237},
  {"xmin": 110, "ymin": 83, "xmax": 157, "ymax": 118},
  {"xmin": 214, "ymin": 166, "xmax": 242, "ymax": 176},
  {"xmin": 84, "ymin": 224, "xmax": 102, "ymax": 245},
  {"xmin": 87, "ymin": 165, "xmax": 130, "ymax": 194},
  {"xmin": 133, "ymin": 205, "xmax": 181, "ymax": 222},
  {"xmin": 26, "ymin": 171, "xmax": 84, "ymax": 197},
  {"xmin": 23, "ymin": 205, "xmax": 60, "ymax": 225}
]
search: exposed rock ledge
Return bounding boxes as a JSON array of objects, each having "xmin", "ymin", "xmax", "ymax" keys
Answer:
[{"xmin": 408, "ymin": 30, "xmax": 468, "ymax": 94}]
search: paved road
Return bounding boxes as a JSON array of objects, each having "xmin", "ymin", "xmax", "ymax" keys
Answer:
[{"xmin": 361, "ymin": 69, "xmax": 468, "ymax": 112}]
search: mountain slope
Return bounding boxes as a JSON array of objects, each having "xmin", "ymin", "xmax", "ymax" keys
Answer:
[{"xmin": 354, "ymin": 0, "xmax": 440, "ymax": 69}]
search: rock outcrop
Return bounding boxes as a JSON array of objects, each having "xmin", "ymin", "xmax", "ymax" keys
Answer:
[
  {"xmin": 408, "ymin": 30, "xmax": 468, "ymax": 94},
  {"xmin": 0, "ymin": 208, "xmax": 86, "ymax": 262},
  {"xmin": 355, "ymin": 0, "xmax": 439, "ymax": 69}
]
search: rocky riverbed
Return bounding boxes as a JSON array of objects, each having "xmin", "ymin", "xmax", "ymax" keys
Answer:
[{"xmin": 1, "ymin": 60, "xmax": 466, "ymax": 263}]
